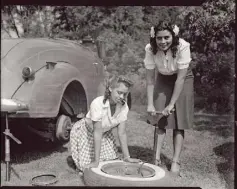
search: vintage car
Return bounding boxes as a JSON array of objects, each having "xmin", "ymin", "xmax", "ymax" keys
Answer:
[{"xmin": 1, "ymin": 37, "xmax": 131, "ymax": 143}]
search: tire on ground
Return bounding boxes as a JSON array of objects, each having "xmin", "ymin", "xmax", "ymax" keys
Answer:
[{"xmin": 83, "ymin": 160, "xmax": 175, "ymax": 187}]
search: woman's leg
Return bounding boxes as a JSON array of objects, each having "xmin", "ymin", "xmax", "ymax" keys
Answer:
[
  {"xmin": 171, "ymin": 129, "xmax": 184, "ymax": 172},
  {"xmin": 154, "ymin": 128, "xmax": 166, "ymax": 164},
  {"xmin": 70, "ymin": 119, "xmax": 95, "ymax": 171},
  {"xmin": 100, "ymin": 131, "xmax": 118, "ymax": 161}
]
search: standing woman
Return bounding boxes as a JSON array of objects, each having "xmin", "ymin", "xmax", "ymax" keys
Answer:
[
  {"xmin": 144, "ymin": 21, "xmax": 194, "ymax": 175},
  {"xmin": 70, "ymin": 75, "xmax": 140, "ymax": 172}
]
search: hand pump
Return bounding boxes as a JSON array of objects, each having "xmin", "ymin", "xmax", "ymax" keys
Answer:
[{"xmin": 3, "ymin": 114, "xmax": 22, "ymax": 181}]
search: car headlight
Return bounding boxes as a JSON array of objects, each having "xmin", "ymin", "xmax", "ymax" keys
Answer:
[
  {"xmin": 22, "ymin": 66, "xmax": 34, "ymax": 80},
  {"xmin": 1, "ymin": 98, "xmax": 29, "ymax": 113}
]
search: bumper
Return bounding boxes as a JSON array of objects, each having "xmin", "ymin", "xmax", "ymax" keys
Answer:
[{"xmin": 1, "ymin": 98, "xmax": 29, "ymax": 113}]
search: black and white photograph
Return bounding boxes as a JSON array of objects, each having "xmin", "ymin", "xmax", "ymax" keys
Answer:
[{"xmin": 1, "ymin": 2, "xmax": 235, "ymax": 188}]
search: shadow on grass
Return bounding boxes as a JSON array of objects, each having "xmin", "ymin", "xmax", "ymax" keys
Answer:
[
  {"xmin": 193, "ymin": 115, "xmax": 234, "ymax": 138},
  {"xmin": 1, "ymin": 128, "xmax": 67, "ymax": 164},
  {"xmin": 213, "ymin": 142, "xmax": 234, "ymax": 189}
]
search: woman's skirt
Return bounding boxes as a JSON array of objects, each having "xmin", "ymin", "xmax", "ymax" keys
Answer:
[
  {"xmin": 70, "ymin": 118, "xmax": 118, "ymax": 171},
  {"xmin": 148, "ymin": 68, "xmax": 194, "ymax": 130}
]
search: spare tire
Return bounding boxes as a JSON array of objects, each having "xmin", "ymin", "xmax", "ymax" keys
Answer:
[{"xmin": 83, "ymin": 160, "xmax": 175, "ymax": 186}]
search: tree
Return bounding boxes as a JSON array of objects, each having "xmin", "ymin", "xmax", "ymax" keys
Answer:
[
  {"xmin": 177, "ymin": 0, "xmax": 235, "ymax": 113},
  {"xmin": 2, "ymin": 5, "xmax": 234, "ymax": 113},
  {"xmin": 1, "ymin": 5, "xmax": 54, "ymax": 38}
]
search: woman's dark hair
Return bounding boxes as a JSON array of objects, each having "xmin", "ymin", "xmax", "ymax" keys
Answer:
[
  {"xmin": 103, "ymin": 75, "xmax": 134, "ymax": 104},
  {"xmin": 150, "ymin": 21, "xmax": 179, "ymax": 58}
]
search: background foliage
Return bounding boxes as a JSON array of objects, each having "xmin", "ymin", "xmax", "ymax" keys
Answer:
[{"xmin": 1, "ymin": 2, "xmax": 235, "ymax": 114}]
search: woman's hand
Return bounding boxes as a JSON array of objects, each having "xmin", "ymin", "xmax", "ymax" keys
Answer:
[
  {"xmin": 147, "ymin": 104, "xmax": 156, "ymax": 116},
  {"xmin": 162, "ymin": 104, "xmax": 175, "ymax": 116},
  {"xmin": 124, "ymin": 157, "xmax": 141, "ymax": 163},
  {"xmin": 84, "ymin": 161, "xmax": 99, "ymax": 169}
]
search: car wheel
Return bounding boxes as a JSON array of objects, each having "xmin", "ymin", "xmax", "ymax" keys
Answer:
[
  {"xmin": 55, "ymin": 115, "xmax": 72, "ymax": 142},
  {"xmin": 83, "ymin": 160, "xmax": 175, "ymax": 186}
]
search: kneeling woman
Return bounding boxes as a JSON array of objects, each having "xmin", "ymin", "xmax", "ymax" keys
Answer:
[{"xmin": 70, "ymin": 75, "xmax": 140, "ymax": 171}]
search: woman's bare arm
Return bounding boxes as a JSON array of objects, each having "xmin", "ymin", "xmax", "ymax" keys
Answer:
[
  {"xmin": 117, "ymin": 121, "xmax": 130, "ymax": 158},
  {"xmin": 93, "ymin": 121, "xmax": 103, "ymax": 163},
  {"xmin": 146, "ymin": 69, "xmax": 156, "ymax": 107}
]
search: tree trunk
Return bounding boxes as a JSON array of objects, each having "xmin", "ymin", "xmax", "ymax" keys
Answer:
[
  {"xmin": 2, "ymin": 27, "xmax": 12, "ymax": 38},
  {"xmin": 8, "ymin": 6, "xmax": 20, "ymax": 38}
]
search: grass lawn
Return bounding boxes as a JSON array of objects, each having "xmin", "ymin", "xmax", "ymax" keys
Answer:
[{"xmin": 1, "ymin": 105, "xmax": 234, "ymax": 188}]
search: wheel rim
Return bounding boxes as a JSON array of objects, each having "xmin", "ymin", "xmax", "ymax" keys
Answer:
[
  {"xmin": 62, "ymin": 119, "xmax": 71, "ymax": 140},
  {"xmin": 90, "ymin": 160, "xmax": 166, "ymax": 181},
  {"xmin": 101, "ymin": 162, "xmax": 156, "ymax": 178},
  {"xmin": 56, "ymin": 115, "xmax": 72, "ymax": 141}
]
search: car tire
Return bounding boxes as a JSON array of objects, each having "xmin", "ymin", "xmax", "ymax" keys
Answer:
[
  {"xmin": 55, "ymin": 115, "xmax": 72, "ymax": 142},
  {"xmin": 83, "ymin": 160, "xmax": 175, "ymax": 187}
]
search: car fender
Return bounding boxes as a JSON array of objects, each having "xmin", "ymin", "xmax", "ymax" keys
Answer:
[{"xmin": 12, "ymin": 62, "xmax": 95, "ymax": 118}]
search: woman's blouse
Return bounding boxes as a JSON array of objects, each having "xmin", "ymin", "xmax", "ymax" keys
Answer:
[
  {"xmin": 144, "ymin": 38, "xmax": 192, "ymax": 75},
  {"xmin": 85, "ymin": 96, "xmax": 129, "ymax": 133}
]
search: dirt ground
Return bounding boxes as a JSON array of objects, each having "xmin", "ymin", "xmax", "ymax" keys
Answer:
[{"xmin": 1, "ymin": 107, "xmax": 234, "ymax": 188}]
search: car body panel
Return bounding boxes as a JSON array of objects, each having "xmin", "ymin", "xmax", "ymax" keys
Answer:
[{"xmin": 1, "ymin": 38, "xmax": 105, "ymax": 118}]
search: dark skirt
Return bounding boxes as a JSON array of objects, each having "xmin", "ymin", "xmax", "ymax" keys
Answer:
[{"xmin": 148, "ymin": 68, "xmax": 194, "ymax": 130}]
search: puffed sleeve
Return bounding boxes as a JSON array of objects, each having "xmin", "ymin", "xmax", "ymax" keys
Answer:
[
  {"xmin": 117, "ymin": 104, "xmax": 129, "ymax": 123},
  {"xmin": 88, "ymin": 97, "xmax": 103, "ymax": 121},
  {"xmin": 144, "ymin": 43, "xmax": 156, "ymax": 70},
  {"xmin": 177, "ymin": 39, "xmax": 192, "ymax": 69}
]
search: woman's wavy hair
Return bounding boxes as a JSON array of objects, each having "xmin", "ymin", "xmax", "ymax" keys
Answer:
[
  {"xmin": 103, "ymin": 74, "xmax": 134, "ymax": 105},
  {"xmin": 150, "ymin": 21, "xmax": 179, "ymax": 58}
]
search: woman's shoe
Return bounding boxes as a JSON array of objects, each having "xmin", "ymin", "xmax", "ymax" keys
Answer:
[
  {"xmin": 154, "ymin": 159, "xmax": 162, "ymax": 166},
  {"xmin": 170, "ymin": 161, "xmax": 181, "ymax": 176},
  {"xmin": 76, "ymin": 168, "xmax": 83, "ymax": 176}
]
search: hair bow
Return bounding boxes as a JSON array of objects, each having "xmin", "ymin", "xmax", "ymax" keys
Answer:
[
  {"xmin": 173, "ymin": 25, "xmax": 179, "ymax": 36},
  {"xmin": 150, "ymin": 26, "xmax": 155, "ymax": 38}
]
